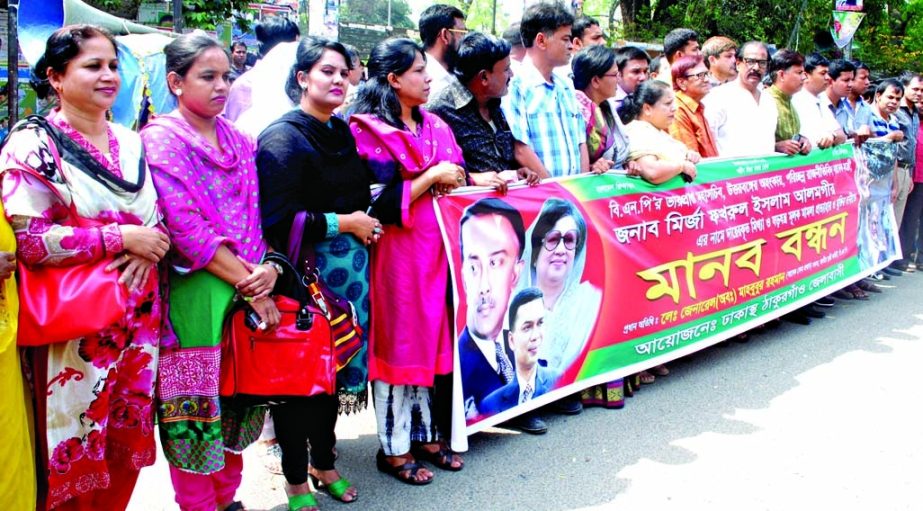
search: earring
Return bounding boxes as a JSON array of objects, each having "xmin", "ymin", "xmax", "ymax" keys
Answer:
[{"xmin": 175, "ymin": 89, "xmax": 183, "ymax": 96}]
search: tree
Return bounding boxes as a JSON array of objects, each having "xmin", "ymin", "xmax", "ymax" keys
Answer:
[
  {"xmin": 340, "ymin": 0, "xmax": 415, "ymax": 29},
  {"xmin": 87, "ymin": 0, "xmax": 253, "ymax": 31}
]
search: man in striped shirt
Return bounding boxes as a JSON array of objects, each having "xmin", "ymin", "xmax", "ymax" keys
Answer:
[{"xmin": 502, "ymin": 2, "xmax": 589, "ymax": 178}]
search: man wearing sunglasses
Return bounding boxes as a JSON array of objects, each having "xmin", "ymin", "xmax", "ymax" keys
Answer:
[{"xmin": 419, "ymin": 4, "xmax": 468, "ymax": 99}]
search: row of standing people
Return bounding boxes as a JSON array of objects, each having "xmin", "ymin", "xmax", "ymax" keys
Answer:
[{"xmin": 0, "ymin": 25, "xmax": 472, "ymax": 511}]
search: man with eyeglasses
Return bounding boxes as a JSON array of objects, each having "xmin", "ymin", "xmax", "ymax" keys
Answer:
[
  {"xmin": 419, "ymin": 4, "xmax": 468, "ymax": 99},
  {"xmin": 702, "ymin": 41, "xmax": 778, "ymax": 157},
  {"xmin": 670, "ymin": 55, "xmax": 718, "ymax": 158}
]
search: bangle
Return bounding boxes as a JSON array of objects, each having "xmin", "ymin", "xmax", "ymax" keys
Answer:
[{"xmin": 323, "ymin": 213, "xmax": 339, "ymax": 239}]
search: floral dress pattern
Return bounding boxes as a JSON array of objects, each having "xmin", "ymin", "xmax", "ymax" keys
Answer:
[{"xmin": 0, "ymin": 113, "xmax": 162, "ymax": 508}]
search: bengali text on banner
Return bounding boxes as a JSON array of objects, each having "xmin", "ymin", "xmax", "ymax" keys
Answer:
[{"xmin": 435, "ymin": 144, "xmax": 899, "ymax": 435}]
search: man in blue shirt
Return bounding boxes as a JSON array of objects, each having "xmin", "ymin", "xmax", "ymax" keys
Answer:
[{"xmin": 502, "ymin": 2, "xmax": 588, "ymax": 178}]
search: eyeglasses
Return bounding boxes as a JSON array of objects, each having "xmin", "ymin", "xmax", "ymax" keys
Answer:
[
  {"xmin": 742, "ymin": 58, "xmax": 769, "ymax": 69},
  {"xmin": 542, "ymin": 230, "xmax": 579, "ymax": 251},
  {"xmin": 447, "ymin": 28, "xmax": 469, "ymax": 35},
  {"xmin": 602, "ymin": 72, "xmax": 620, "ymax": 79},
  {"xmin": 685, "ymin": 71, "xmax": 709, "ymax": 81}
]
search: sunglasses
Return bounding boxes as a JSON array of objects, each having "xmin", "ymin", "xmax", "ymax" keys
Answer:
[{"xmin": 542, "ymin": 230, "xmax": 579, "ymax": 251}]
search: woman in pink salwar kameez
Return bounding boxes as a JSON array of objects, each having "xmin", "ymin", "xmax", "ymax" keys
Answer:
[{"xmin": 349, "ymin": 38, "xmax": 468, "ymax": 486}]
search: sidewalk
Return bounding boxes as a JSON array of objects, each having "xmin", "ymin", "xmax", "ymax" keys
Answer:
[{"xmin": 128, "ymin": 276, "xmax": 923, "ymax": 511}]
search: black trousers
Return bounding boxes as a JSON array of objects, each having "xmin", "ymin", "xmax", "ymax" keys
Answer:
[
  {"xmin": 270, "ymin": 393, "xmax": 338, "ymax": 485},
  {"xmin": 899, "ymin": 181, "xmax": 923, "ymax": 263}
]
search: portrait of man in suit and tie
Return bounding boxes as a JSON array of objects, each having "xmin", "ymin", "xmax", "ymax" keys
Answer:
[
  {"xmin": 457, "ymin": 198, "xmax": 527, "ymax": 419},
  {"xmin": 479, "ymin": 287, "xmax": 561, "ymax": 416}
]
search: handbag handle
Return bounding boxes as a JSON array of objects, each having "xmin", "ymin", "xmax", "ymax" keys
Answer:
[{"xmin": 286, "ymin": 211, "xmax": 319, "ymax": 273}]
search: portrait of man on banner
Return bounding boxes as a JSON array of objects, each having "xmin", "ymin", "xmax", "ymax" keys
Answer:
[
  {"xmin": 457, "ymin": 198, "xmax": 528, "ymax": 419},
  {"xmin": 480, "ymin": 288, "xmax": 561, "ymax": 416},
  {"xmin": 518, "ymin": 198, "xmax": 602, "ymax": 374}
]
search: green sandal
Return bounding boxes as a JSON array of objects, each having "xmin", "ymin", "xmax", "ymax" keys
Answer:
[
  {"xmin": 311, "ymin": 474, "xmax": 358, "ymax": 503},
  {"xmin": 288, "ymin": 492, "xmax": 319, "ymax": 511}
]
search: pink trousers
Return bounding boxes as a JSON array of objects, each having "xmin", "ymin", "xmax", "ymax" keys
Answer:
[{"xmin": 168, "ymin": 452, "xmax": 243, "ymax": 511}]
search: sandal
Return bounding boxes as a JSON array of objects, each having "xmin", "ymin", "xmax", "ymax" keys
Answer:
[
  {"xmin": 650, "ymin": 364, "xmax": 669, "ymax": 377},
  {"xmin": 639, "ymin": 371, "xmax": 655, "ymax": 384},
  {"xmin": 287, "ymin": 493, "xmax": 318, "ymax": 511},
  {"xmin": 845, "ymin": 284, "xmax": 869, "ymax": 300},
  {"xmin": 411, "ymin": 442, "xmax": 464, "ymax": 472},
  {"xmin": 375, "ymin": 450, "xmax": 433, "ymax": 485},
  {"xmin": 309, "ymin": 468, "xmax": 358, "ymax": 503}
]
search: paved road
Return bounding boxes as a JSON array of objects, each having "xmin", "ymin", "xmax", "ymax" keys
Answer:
[{"xmin": 128, "ymin": 274, "xmax": 923, "ymax": 511}]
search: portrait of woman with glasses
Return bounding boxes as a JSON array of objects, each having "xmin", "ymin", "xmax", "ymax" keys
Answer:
[{"xmin": 516, "ymin": 198, "xmax": 601, "ymax": 374}]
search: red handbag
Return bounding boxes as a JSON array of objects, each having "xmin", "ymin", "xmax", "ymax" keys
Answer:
[
  {"xmin": 13, "ymin": 118, "xmax": 128, "ymax": 346},
  {"xmin": 220, "ymin": 291, "xmax": 336, "ymax": 399},
  {"xmin": 17, "ymin": 246, "xmax": 127, "ymax": 346}
]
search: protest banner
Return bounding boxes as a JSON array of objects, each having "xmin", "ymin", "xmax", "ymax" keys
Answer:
[{"xmin": 435, "ymin": 144, "xmax": 900, "ymax": 435}]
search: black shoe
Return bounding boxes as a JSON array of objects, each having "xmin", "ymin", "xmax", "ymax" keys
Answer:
[
  {"xmin": 503, "ymin": 414, "xmax": 548, "ymax": 435},
  {"xmin": 882, "ymin": 267, "xmax": 903, "ymax": 277},
  {"xmin": 783, "ymin": 312, "xmax": 812, "ymax": 325},
  {"xmin": 803, "ymin": 305, "xmax": 826, "ymax": 319},
  {"xmin": 814, "ymin": 296, "xmax": 836, "ymax": 308},
  {"xmin": 890, "ymin": 260, "xmax": 913, "ymax": 272},
  {"xmin": 549, "ymin": 395, "xmax": 583, "ymax": 415}
]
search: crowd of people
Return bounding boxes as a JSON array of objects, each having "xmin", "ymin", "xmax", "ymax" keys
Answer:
[{"xmin": 0, "ymin": 2, "xmax": 920, "ymax": 510}]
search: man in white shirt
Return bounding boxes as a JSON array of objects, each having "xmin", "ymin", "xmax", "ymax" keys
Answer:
[
  {"xmin": 702, "ymin": 41, "xmax": 778, "ymax": 157},
  {"xmin": 611, "ymin": 46, "xmax": 650, "ymax": 112},
  {"xmin": 792, "ymin": 53, "xmax": 846, "ymax": 149},
  {"xmin": 419, "ymin": 4, "xmax": 467, "ymax": 99}
]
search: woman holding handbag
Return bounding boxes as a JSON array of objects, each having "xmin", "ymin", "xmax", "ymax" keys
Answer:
[
  {"xmin": 256, "ymin": 36, "xmax": 376, "ymax": 511},
  {"xmin": 141, "ymin": 33, "xmax": 279, "ymax": 511},
  {"xmin": 349, "ymin": 38, "xmax": 467, "ymax": 485},
  {"xmin": 0, "ymin": 25, "xmax": 169, "ymax": 510}
]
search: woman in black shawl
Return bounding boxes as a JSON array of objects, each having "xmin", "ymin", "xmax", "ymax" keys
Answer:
[{"xmin": 256, "ymin": 36, "xmax": 379, "ymax": 510}]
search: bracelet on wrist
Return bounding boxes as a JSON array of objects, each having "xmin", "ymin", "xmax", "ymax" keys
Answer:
[{"xmin": 264, "ymin": 260, "xmax": 283, "ymax": 276}]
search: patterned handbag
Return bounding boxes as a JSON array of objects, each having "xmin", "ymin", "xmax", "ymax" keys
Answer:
[{"xmin": 288, "ymin": 211, "xmax": 363, "ymax": 372}]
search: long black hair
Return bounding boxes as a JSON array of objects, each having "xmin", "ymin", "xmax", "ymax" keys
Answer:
[
  {"xmin": 284, "ymin": 36, "xmax": 352, "ymax": 103},
  {"xmin": 350, "ymin": 38, "xmax": 425, "ymax": 129},
  {"xmin": 31, "ymin": 24, "xmax": 118, "ymax": 100}
]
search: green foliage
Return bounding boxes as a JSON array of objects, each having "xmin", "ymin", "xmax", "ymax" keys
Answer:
[
  {"xmin": 182, "ymin": 0, "xmax": 253, "ymax": 31},
  {"xmin": 607, "ymin": 0, "xmax": 922, "ymax": 76},
  {"xmin": 340, "ymin": 0, "xmax": 415, "ymax": 29}
]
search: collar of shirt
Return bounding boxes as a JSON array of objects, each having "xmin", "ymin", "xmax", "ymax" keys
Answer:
[
  {"xmin": 444, "ymin": 79, "xmax": 477, "ymax": 110},
  {"xmin": 471, "ymin": 329, "xmax": 501, "ymax": 372},
  {"xmin": 519, "ymin": 56, "xmax": 557, "ymax": 89},
  {"xmin": 675, "ymin": 90, "xmax": 702, "ymax": 113}
]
